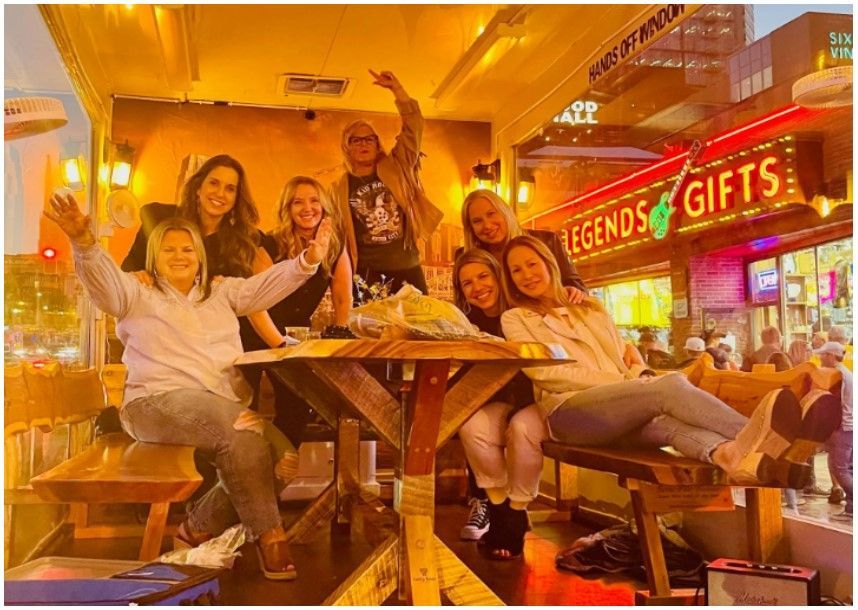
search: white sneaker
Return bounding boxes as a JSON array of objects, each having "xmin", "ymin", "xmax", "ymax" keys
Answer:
[{"xmin": 460, "ymin": 498, "xmax": 490, "ymax": 540}]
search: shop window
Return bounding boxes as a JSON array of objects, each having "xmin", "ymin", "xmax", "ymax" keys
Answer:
[
  {"xmin": 816, "ymin": 239, "xmax": 853, "ymax": 335},
  {"xmin": 4, "ymin": 5, "xmax": 92, "ymax": 367},
  {"xmin": 596, "ymin": 276, "xmax": 672, "ymax": 345}
]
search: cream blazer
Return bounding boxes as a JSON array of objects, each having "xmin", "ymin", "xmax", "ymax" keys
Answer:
[{"xmin": 500, "ymin": 299, "xmax": 646, "ymax": 418}]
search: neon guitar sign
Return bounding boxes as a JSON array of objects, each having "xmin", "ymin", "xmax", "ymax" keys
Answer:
[{"xmin": 648, "ymin": 140, "xmax": 705, "ymax": 240}]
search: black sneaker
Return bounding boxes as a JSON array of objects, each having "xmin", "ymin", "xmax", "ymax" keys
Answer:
[{"xmin": 460, "ymin": 498, "xmax": 490, "ymax": 540}]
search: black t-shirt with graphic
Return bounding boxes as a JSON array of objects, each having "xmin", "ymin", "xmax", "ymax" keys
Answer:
[{"xmin": 348, "ymin": 173, "xmax": 419, "ymax": 271}]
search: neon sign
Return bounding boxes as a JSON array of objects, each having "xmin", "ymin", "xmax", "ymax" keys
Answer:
[
  {"xmin": 560, "ymin": 138, "xmax": 800, "ymax": 257},
  {"xmin": 829, "ymin": 32, "xmax": 853, "ymax": 60},
  {"xmin": 756, "ymin": 269, "xmax": 779, "ymax": 292}
]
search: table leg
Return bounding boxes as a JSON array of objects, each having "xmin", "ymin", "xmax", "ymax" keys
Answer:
[
  {"xmin": 629, "ymin": 487, "xmax": 672, "ymax": 597},
  {"xmin": 334, "ymin": 416, "xmax": 361, "ymax": 536}
]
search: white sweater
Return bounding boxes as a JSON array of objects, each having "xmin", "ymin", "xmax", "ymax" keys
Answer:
[{"xmin": 73, "ymin": 241, "xmax": 317, "ymax": 406}]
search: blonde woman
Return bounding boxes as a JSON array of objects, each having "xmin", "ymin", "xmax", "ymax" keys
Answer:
[
  {"xmin": 457, "ymin": 189, "xmax": 586, "ymax": 295},
  {"xmin": 242, "ymin": 175, "xmax": 352, "ymax": 446},
  {"xmin": 47, "ymin": 192, "xmax": 333, "ymax": 580},
  {"xmin": 498, "ymin": 236, "xmax": 838, "ymax": 502}
]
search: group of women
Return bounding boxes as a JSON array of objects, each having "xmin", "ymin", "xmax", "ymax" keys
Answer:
[{"xmin": 45, "ymin": 139, "xmax": 839, "ymax": 581}]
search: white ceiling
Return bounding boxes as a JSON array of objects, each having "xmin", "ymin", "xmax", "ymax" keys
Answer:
[{"xmin": 15, "ymin": 4, "xmax": 649, "ymax": 123}]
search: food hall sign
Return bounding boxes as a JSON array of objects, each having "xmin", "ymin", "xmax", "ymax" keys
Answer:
[{"xmin": 561, "ymin": 138, "xmax": 805, "ymax": 257}]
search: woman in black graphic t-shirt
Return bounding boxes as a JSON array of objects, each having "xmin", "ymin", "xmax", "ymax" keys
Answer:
[{"xmin": 330, "ymin": 70, "xmax": 443, "ymax": 297}]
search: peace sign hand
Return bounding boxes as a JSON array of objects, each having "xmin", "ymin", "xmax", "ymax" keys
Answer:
[
  {"xmin": 305, "ymin": 217, "xmax": 333, "ymax": 266},
  {"xmin": 45, "ymin": 192, "xmax": 95, "ymax": 246}
]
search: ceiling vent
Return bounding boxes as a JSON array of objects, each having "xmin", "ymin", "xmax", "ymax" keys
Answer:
[{"xmin": 278, "ymin": 74, "xmax": 351, "ymax": 98}]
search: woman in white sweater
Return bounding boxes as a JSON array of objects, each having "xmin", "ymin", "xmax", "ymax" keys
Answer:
[
  {"xmin": 46, "ymin": 192, "xmax": 332, "ymax": 581},
  {"xmin": 499, "ymin": 236, "xmax": 832, "ymax": 500}
]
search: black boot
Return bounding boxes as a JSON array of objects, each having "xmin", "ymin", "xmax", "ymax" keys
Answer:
[{"xmin": 477, "ymin": 499, "xmax": 509, "ymax": 549}]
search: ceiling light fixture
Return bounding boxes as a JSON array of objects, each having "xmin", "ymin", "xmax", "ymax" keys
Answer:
[{"xmin": 432, "ymin": 6, "xmax": 528, "ymax": 108}]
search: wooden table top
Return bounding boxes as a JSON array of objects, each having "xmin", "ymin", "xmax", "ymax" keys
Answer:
[{"xmin": 235, "ymin": 338, "xmax": 572, "ymax": 368}]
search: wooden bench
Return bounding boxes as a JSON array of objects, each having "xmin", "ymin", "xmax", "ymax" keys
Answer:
[
  {"xmin": 31, "ymin": 432, "xmax": 201, "ymax": 561},
  {"xmin": 6, "ymin": 363, "xmax": 202, "ymax": 562},
  {"xmin": 543, "ymin": 355, "xmax": 842, "ymax": 603}
]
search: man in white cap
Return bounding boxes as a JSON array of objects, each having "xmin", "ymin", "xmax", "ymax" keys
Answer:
[
  {"xmin": 676, "ymin": 336, "xmax": 706, "ymax": 369},
  {"xmin": 815, "ymin": 341, "xmax": 853, "ymax": 522}
]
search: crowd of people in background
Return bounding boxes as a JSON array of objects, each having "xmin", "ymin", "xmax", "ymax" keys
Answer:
[{"xmin": 49, "ymin": 70, "xmax": 851, "ymax": 579}]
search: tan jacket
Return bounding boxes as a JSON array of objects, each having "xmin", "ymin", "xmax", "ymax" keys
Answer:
[
  {"xmin": 331, "ymin": 98, "xmax": 444, "ymax": 269},
  {"xmin": 501, "ymin": 299, "xmax": 646, "ymax": 418}
]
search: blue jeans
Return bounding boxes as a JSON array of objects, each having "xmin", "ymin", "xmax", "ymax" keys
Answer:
[
  {"xmin": 828, "ymin": 428, "xmax": 853, "ymax": 513},
  {"xmin": 547, "ymin": 373, "xmax": 748, "ymax": 463},
  {"xmin": 121, "ymin": 389, "xmax": 295, "ymax": 539}
]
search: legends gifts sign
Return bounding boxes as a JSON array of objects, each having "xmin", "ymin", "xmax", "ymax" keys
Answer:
[{"xmin": 561, "ymin": 137, "xmax": 820, "ymax": 257}]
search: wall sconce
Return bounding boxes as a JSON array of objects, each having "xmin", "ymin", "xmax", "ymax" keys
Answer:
[
  {"xmin": 517, "ymin": 169, "xmax": 535, "ymax": 208},
  {"xmin": 60, "ymin": 141, "xmax": 85, "ymax": 191},
  {"xmin": 110, "ymin": 141, "xmax": 135, "ymax": 190},
  {"xmin": 470, "ymin": 159, "xmax": 501, "ymax": 193}
]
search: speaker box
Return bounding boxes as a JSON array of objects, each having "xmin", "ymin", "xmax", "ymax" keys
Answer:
[{"xmin": 705, "ymin": 558, "xmax": 820, "ymax": 606}]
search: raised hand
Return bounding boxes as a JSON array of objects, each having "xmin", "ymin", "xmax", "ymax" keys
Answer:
[
  {"xmin": 305, "ymin": 217, "xmax": 333, "ymax": 266},
  {"xmin": 369, "ymin": 69, "xmax": 409, "ymax": 102},
  {"xmin": 45, "ymin": 192, "xmax": 95, "ymax": 246}
]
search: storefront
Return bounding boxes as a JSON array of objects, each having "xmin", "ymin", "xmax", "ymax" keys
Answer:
[{"xmin": 513, "ymin": 8, "xmax": 853, "ymax": 361}]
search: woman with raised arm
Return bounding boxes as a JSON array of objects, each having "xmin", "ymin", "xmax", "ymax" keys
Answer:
[
  {"xmin": 242, "ymin": 175, "xmax": 353, "ymax": 446},
  {"xmin": 47, "ymin": 192, "xmax": 332, "ymax": 581},
  {"xmin": 122, "ymin": 154, "xmax": 292, "ymax": 351}
]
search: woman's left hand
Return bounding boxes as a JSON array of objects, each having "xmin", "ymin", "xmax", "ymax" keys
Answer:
[
  {"xmin": 564, "ymin": 286, "xmax": 587, "ymax": 304},
  {"xmin": 305, "ymin": 217, "xmax": 333, "ymax": 266},
  {"xmin": 623, "ymin": 343, "xmax": 646, "ymax": 368}
]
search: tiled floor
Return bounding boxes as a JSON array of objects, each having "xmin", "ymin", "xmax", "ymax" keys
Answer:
[{"xmin": 780, "ymin": 452, "xmax": 853, "ymax": 531}]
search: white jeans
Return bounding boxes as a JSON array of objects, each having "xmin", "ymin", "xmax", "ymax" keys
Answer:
[{"xmin": 459, "ymin": 402, "xmax": 548, "ymax": 504}]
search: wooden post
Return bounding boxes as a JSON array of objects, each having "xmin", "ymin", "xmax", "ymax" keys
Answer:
[
  {"xmin": 139, "ymin": 502, "xmax": 170, "ymax": 561},
  {"xmin": 629, "ymin": 487, "xmax": 672, "ymax": 598},
  {"xmin": 745, "ymin": 487, "xmax": 786, "ymax": 563}
]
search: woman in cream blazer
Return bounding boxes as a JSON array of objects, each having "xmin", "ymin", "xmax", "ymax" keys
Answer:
[{"xmin": 499, "ymin": 235, "xmax": 825, "ymax": 489}]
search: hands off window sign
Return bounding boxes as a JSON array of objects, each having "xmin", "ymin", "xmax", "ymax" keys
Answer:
[
  {"xmin": 560, "ymin": 136, "xmax": 819, "ymax": 261},
  {"xmin": 589, "ymin": 4, "xmax": 688, "ymax": 84}
]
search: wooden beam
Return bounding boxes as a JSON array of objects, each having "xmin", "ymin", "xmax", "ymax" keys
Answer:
[
  {"xmin": 404, "ymin": 361, "xmax": 450, "ymax": 476},
  {"xmin": 268, "ymin": 362, "xmax": 340, "ymax": 427},
  {"xmin": 629, "ymin": 487, "xmax": 672, "ymax": 598},
  {"xmin": 139, "ymin": 502, "xmax": 169, "ymax": 561},
  {"xmin": 324, "ymin": 534, "xmax": 399, "ymax": 606},
  {"xmin": 285, "ymin": 483, "xmax": 336, "ymax": 544},
  {"xmin": 404, "ymin": 515, "xmax": 441, "ymax": 605},
  {"xmin": 433, "ymin": 535, "xmax": 505, "ymax": 606},
  {"xmin": 745, "ymin": 487, "xmax": 786, "ymax": 563},
  {"xmin": 309, "ymin": 362, "xmax": 401, "ymax": 449}
]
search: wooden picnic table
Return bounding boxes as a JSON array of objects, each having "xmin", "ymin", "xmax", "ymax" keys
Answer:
[{"xmin": 236, "ymin": 338, "xmax": 571, "ymax": 606}]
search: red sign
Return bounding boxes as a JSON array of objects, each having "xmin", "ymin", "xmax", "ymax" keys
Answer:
[{"xmin": 561, "ymin": 138, "xmax": 802, "ymax": 257}]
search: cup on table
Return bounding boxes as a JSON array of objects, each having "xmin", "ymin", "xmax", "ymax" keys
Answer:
[{"xmin": 284, "ymin": 326, "xmax": 310, "ymax": 342}]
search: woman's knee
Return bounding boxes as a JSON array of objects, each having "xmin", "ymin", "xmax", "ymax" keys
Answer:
[{"xmin": 506, "ymin": 407, "xmax": 547, "ymax": 446}]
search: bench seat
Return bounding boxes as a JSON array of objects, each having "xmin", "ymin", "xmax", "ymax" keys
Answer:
[
  {"xmin": 543, "ymin": 356, "xmax": 841, "ymax": 603},
  {"xmin": 30, "ymin": 432, "xmax": 202, "ymax": 561}
]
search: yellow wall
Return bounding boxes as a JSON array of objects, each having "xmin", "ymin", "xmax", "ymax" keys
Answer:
[{"xmin": 107, "ymin": 98, "xmax": 490, "ymax": 262}]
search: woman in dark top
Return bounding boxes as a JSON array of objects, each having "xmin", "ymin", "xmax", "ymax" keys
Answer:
[
  {"xmin": 243, "ymin": 176, "xmax": 353, "ymax": 446},
  {"xmin": 451, "ymin": 248, "xmax": 541, "ymax": 560},
  {"xmin": 121, "ymin": 154, "xmax": 285, "ymax": 351},
  {"xmin": 457, "ymin": 189, "xmax": 587, "ymax": 299}
]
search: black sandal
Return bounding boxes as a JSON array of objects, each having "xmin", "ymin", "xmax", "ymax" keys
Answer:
[{"xmin": 479, "ymin": 501, "xmax": 529, "ymax": 561}]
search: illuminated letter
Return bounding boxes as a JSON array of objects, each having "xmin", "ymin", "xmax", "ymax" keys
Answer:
[
  {"xmin": 581, "ymin": 220, "xmax": 593, "ymax": 251},
  {"xmin": 684, "ymin": 180, "xmax": 706, "ymax": 217},
  {"xmin": 760, "ymin": 156, "xmax": 780, "ymax": 198},
  {"xmin": 594, "ymin": 216, "xmax": 604, "ymax": 246},
  {"xmin": 605, "ymin": 211, "xmax": 618, "ymax": 243},
  {"xmin": 635, "ymin": 200, "xmax": 648, "ymax": 233},
  {"xmin": 718, "ymin": 169, "xmax": 735, "ymax": 211},
  {"xmin": 561, "ymin": 229, "xmax": 571, "ymax": 255},
  {"xmin": 706, "ymin": 176, "xmax": 716, "ymax": 215},
  {"xmin": 736, "ymin": 162, "xmax": 756, "ymax": 203},
  {"xmin": 571, "ymin": 225, "xmax": 581, "ymax": 254},
  {"xmin": 620, "ymin": 207, "xmax": 635, "ymax": 237}
]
